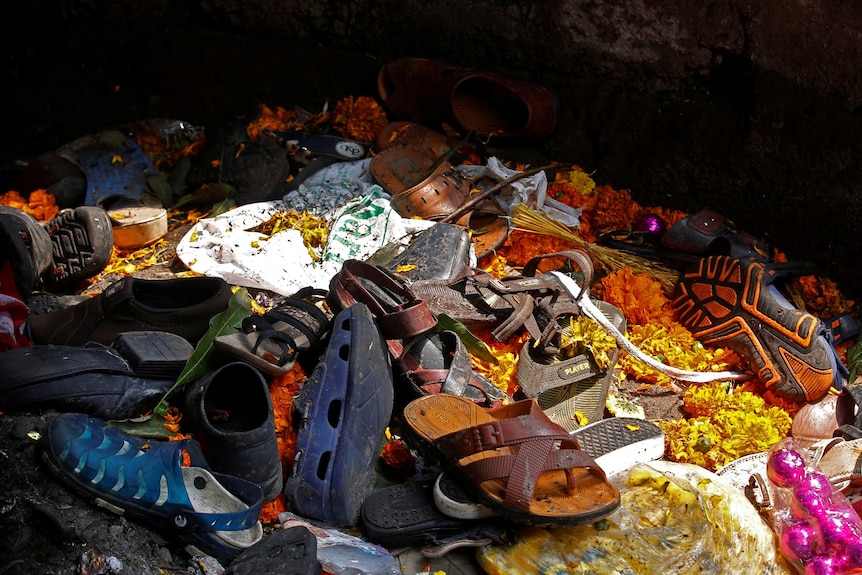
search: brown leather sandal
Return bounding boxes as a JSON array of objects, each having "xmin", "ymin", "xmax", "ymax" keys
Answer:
[
  {"xmin": 401, "ymin": 394, "xmax": 620, "ymax": 526},
  {"xmin": 409, "ymin": 249, "xmax": 594, "ymax": 345},
  {"xmin": 370, "ymin": 144, "xmax": 510, "ymax": 259},
  {"xmin": 327, "ymin": 259, "xmax": 438, "ymax": 344}
]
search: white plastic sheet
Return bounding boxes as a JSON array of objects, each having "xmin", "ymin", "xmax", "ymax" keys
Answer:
[{"xmin": 176, "ymin": 159, "xmax": 432, "ymax": 296}]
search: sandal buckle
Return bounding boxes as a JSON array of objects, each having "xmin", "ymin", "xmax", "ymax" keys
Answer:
[{"xmin": 476, "ymin": 422, "xmax": 504, "ymax": 449}]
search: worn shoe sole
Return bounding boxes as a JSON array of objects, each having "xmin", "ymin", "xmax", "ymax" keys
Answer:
[
  {"xmin": 42, "ymin": 206, "xmax": 113, "ymax": 290},
  {"xmin": 673, "ymin": 256, "xmax": 840, "ymax": 402}
]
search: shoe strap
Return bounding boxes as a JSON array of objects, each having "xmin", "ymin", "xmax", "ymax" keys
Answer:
[
  {"xmin": 333, "ymin": 260, "xmax": 437, "ymax": 339},
  {"xmin": 173, "ymin": 471, "xmax": 263, "ymax": 534}
]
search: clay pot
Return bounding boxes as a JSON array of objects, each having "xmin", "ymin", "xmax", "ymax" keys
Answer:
[{"xmin": 791, "ymin": 393, "xmax": 855, "ymax": 449}]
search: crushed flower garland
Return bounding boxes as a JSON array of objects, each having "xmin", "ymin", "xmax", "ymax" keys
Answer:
[
  {"xmin": 659, "ymin": 380, "xmax": 792, "ymax": 471},
  {"xmin": 247, "ymin": 209, "xmax": 329, "ymax": 262}
]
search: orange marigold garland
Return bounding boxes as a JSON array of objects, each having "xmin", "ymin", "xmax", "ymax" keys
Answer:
[
  {"xmin": 259, "ymin": 363, "xmax": 307, "ymax": 524},
  {"xmin": 0, "ymin": 189, "xmax": 59, "ymax": 221},
  {"xmin": 495, "ymin": 229, "xmax": 578, "ymax": 269},
  {"xmin": 600, "ymin": 268, "xmax": 676, "ymax": 326}
]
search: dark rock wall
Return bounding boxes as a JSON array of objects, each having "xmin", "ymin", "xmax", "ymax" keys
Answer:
[{"xmin": 4, "ymin": 0, "xmax": 861, "ymax": 302}]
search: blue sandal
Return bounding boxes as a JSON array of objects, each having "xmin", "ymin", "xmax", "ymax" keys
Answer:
[
  {"xmin": 283, "ymin": 303, "xmax": 395, "ymax": 526},
  {"xmin": 41, "ymin": 413, "xmax": 264, "ymax": 563}
]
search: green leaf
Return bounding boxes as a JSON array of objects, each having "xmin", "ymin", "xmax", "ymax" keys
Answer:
[
  {"xmin": 154, "ymin": 287, "xmax": 252, "ymax": 413},
  {"xmin": 106, "ymin": 413, "xmax": 178, "ymax": 440},
  {"xmin": 848, "ymin": 337, "xmax": 862, "ymax": 388},
  {"xmin": 436, "ymin": 313, "xmax": 499, "ymax": 365}
]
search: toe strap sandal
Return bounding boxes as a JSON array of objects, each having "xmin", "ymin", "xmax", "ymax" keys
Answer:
[
  {"xmin": 215, "ymin": 287, "xmax": 331, "ymax": 375},
  {"xmin": 401, "ymin": 394, "xmax": 620, "ymax": 527},
  {"xmin": 41, "ymin": 412, "xmax": 263, "ymax": 563}
]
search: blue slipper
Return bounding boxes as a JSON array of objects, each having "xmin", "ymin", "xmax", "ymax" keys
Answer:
[
  {"xmin": 41, "ymin": 413, "xmax": 264, "ymax": 563},
  {"xmin": 283, "ymin": 303, "xmax": 394, "ymax": 526}
]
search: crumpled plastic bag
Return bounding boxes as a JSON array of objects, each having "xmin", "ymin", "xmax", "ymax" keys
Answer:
[
  {"xmin": 477, "ymin": 461, "xmax": 795, "ymax": 575},
  {"xmin": 176, "ymin": 159, "xmax": 433, "ymax": 296},
  {"xmin": 460, "ymin": 157, "xmax": 581, "ymax": 227}
]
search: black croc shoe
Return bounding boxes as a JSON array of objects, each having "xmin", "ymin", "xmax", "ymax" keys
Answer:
[{"xmin": 183, "ymin": 362, "xmax": 284, "ymax": 502}]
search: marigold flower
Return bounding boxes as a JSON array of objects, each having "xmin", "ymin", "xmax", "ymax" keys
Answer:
[
  {"xmin": 331, "ymin": 95, "xmax": 389, "ymax": 143},
  {"xmin": 600, "ymin": 268, "xmax": 676, "ymax": 326},
  {"xmin": 660, "ymin": 381, "xmax": 792, "ymax": 470},
  {"xmin": 619, "ymin": 322, "xmax": 743, "ymax": 387}
]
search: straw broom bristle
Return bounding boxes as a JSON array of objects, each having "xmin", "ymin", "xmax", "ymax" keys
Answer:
[{"xmin": 511, "ymin": 204, "xmax": 681, "ymax": 293}]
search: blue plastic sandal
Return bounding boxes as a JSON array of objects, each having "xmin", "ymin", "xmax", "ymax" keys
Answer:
[
  {"xmin": 283, "ymin": 303, "xmax": 395, "ymax": 526},
  {"xmin": 41, "ymin": 413, "xmax": 264, "ymax": 563}
]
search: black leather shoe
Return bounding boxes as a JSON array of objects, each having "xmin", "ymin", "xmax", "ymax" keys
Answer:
[
  {"xmin": 0, "ymin": 331, "xmax": 193, "ymax": 419},
  {"xmin": 183, "ymin": 362, "xmax": 283, "ymax": 502}
]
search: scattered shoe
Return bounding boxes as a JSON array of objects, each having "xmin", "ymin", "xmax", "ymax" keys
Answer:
[
  {"xmin": 598, "ymin": 208, "xmax": 773, "ymax": 271},
  {"xmin": 370, "ymin": 144, "xmax": 510, "ymax": 259},
  {"xmin": 0, "ymin": 331, "xmax": 192, "ymax": 420},
  {"xmin": 183, "ymin": 362, "xmax": 284, "ymax": 502},
  {"xmin": 432, "ymin": 472, "xmax": 497, "ymax": 520},
  {"xmin": 569, "ymin": 416, "xmax": 665, "ymax": 477},
  {"xmin": 360, "ymin": 482, "xmax": 510, "ymax": 556},
  {"xmin": 225, "ymin": 525, "xmax": 321, "ymax": 575},
  {"xmin": 0, "ymin": 205, "xmax": 112, "ymax": 298},
  {"xmin": 283, "ymin": 303, "xmax": 395, "ymax": 526},
  {"xmin": 14, "ymin": 151, "xmax": 87, "ymax": 208},
  {"xmin": 396, "ymin": 328, "xmax": 510, "ymax": 408},
  {"xmin": 660, "ymin": 208, "xmax": 772, "ymax": 262},
  {"xmin": 673, "ymin": 255, "xmax": 846, "ymax": 402},
  {"xmin": 432, "ymin": 416, "xmax": 665, "ymax": 519},
  {"xmin": 380, "ymin": 222, "xmax": 472, "ymax": 284},
  {"xmin": 28, "ymin": 275, "xmax": 232, "ymax": 346},
  {"xmin": 327, "ymin": 259, "xmax": 437, "ymax": 345},
  {"xmin": 377, "ymin": 57, "xmax": 558, "ymax": 142},
  {"xmin": 0, "ymin": 206, "xmax": 53, "ymax": 299},
  {"xmin": 41, "ymin": 412, "xmax": 264, "ymax": 563},
  {"xmin": 515, "ymin": 299, "xmax": 626, "ymax": 431},
  {"xmin": 42, "ymin": 206, "xmax": 114, "ymax": 291},
  {"xmin": 215, "ymin": 287, "xmax": 331, "ymax": 376},
  {"xmin": 401, "ymin": 394, "xmax": 620, "ymax": 527}
]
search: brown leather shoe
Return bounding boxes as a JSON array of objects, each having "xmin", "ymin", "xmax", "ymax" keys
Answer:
[
  {"xmin": 373, "ymin": 121, "xmax": 459, "ymax": 156},
  {"xmin": 28, "ymin": 276, "xmax": 232, "ymax": 346},
  {"xmin": 377, "ymin": 57, "xmax": 558, "ymax": 143}
]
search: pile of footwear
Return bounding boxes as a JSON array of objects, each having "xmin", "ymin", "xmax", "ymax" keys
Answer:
[{"xmin": 1, "ymin": 57, "xmax": 861, "ymax": 574}]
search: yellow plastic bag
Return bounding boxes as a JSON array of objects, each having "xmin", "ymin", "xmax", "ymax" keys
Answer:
[{"xmin": 477, "ymin": 461, "xmax": 794, "ymax": 574}]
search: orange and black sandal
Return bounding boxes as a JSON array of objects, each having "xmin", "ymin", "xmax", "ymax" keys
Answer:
[{"xmin": 672, "ymin": 255, "xmax": 847, "ymax": 402}]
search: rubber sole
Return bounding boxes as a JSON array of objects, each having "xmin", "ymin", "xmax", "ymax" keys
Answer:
[
  {"xmin": 673, "ymin": 255, "xmax": 840, "ymax": 402},
  {"xmin": 42, "ymin": 206, "xmax": 113, "ymax": 290}
]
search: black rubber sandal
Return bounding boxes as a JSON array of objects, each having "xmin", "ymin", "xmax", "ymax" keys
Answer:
[{"xmin": 214, "ymin": 287, "xmax": 331, "ymax": 375}]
